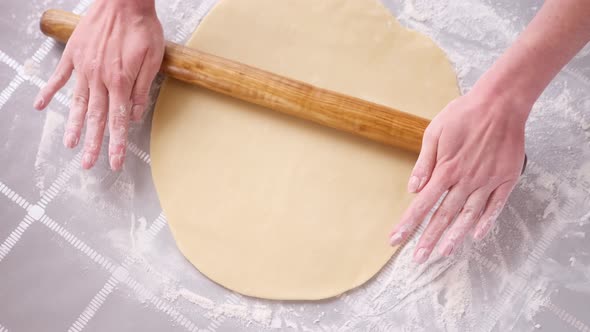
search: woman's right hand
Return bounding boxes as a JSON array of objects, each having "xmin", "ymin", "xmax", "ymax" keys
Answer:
[{"xmin": 34, "ymin": 0, "xmax": 165, "ymax": 171}]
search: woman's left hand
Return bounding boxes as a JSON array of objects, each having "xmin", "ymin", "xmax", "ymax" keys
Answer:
[{"xmin": 389, "ymin": 88, "xmax": 528, "ymax": 263}]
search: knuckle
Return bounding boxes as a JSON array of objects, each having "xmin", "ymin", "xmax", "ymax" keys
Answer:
[
  {"xmin": 84, "ymin": 141, "xmax": 101, "ymax": 154},
  {"xmin": 419, "ymin": 232, "xmax": 438, "ymax": 246},
  {"xmin": 86, "ymin": 109, "xmax": 105, "ymax": 126},
  {"xmin": 412, "ymin": 200, "xmax": 429, "ymax": 215},
  {"xmin": 438, "ymin": 165, "xmax": 459, "ymax": 185},
  {"xmin": 423, "ymin": 127, "xmax": 438, "ymax": 142},
  {"xmin": 109, "ymin": 71, "xmax": 131, "ymax": 89},
  {"xmin": 111, "ymin": 105, "xmax": 131, "ymax": 130},
  {"xmin": 411, "ymin": 199, "xmax": 434, "ymax": 218},
  {"xmin": 64, "ymin": 125, "xmax": 81, "ymax": 136},
  {"xmin": 111, "ymin": 114, "xmax": 129, "ymax": 131},
  {"xmin": 415, "ymin": 158, "xmax": 433, "ymax": 174},
  {"xmin": 88, "ymin": 98, "xmax": 106, "ymax": 112},
  {"xmin": 85, "ymin": 68, "xmax": 97, "ymax": 80},
  {"xmin": 72, "ymin": 94, "xmax": 88, "ymax": 107},
  {"xmin": 115, "ymin": 104, "xmax": 130, "ymax": 117},
  {"xmin": 131, "ymin": 50, "xmax": 146, "ymax": 62},
  {"xmin": 71, "ymin": 50, "xmax": 83, "ymax": 67},
  {"xmin": 132, "ymin": 89, "xmax": 150, "ymax": 104},
  {"xmin": 66, "ymin": 117, "xmax": 84, "ymax": 130},
  {"xmin": 435, "ymin": 208, "xmax": 453, "ymax": 225},
  {"xmin": 455, "ymin": 178, "xmax": 476, "ymax": 193},
  {"xmin": 50, "ymin": 72, "xmax": 67, "ymax": 85},
  {"xmin": 82, "ymin": 65, "xmax": 94, "ymax": 79},
  {"xmin": 85, "ymin": 60, "xmax": 103, "ymax": 79},
  {"xmin": 459, "ymin": 207, "xmax": 478, "ymax": 223}
]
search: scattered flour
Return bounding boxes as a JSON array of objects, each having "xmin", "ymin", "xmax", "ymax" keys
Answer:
[
  {"xmin": 35, "ymin": 110, "xmax": 65, "ymax": 196},
  {"xmin": 23, "ymin": 0, "xmax": 590, "ymax": 330},
  {"xmin": 178, "ymin": 291, "xmax": 274, "ymax": 327},
  {"xmin": 22, "ymin": 58, "xmax": 40, "ymax": 77}
]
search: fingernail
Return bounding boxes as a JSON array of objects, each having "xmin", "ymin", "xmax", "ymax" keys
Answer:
[
  {"xmin": 440, "ymin": 242, "xmax": 454, "ymax": 257},
  {"xmin": 110, "ymin": 154, "xmax": 124, "ymax": 171},
  {"xmin": 34, "ymin": 95, "xmax": 44, "ymax": 109},
  {"xmin": 131, "ymin": 105, "xmax": 143, "ymax": 121},
  {"xmin": 82, "ymin": 153, "xmax": 95, "ymax": 169},
  {"xmin": 418, "ymin": 177, "xmax": 427, "ymax": 191},
  {"xmin": 63, "ymin": 132, "xmax": 79, "ymax": 148},
  {"xmin": 414, "ymin": 248, "xmax": 429, "ymax": 264},
  {"xmin": 408, "ymin": 176, "xmax": 420, "ymax": 193},
  {"xmin": 389, "ymin": 232, "xmax": 404, "ymax": 246}
]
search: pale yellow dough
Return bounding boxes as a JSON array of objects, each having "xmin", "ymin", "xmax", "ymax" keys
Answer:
[{"xmin": 151, "ymin": 0, "xmax": 459, "ymax": 300}]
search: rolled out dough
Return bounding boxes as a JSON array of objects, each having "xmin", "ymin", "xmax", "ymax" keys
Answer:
[{"xmin": 151, "ymin": 0, "xmax": 459, "ymax": 300}]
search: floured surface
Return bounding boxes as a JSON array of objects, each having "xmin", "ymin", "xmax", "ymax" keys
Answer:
[
  {"xmin": 150, "ymin": 0, "xmax": 459, "ymax": 299},
  {"xmin": 1, "ymin": 0, "xmax": 590, "ymax": 330}
]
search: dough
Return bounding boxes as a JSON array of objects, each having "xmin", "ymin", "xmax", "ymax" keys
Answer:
[{"xmin": 151, "ymin": 0, "xmax": 459, "ymax": 300}]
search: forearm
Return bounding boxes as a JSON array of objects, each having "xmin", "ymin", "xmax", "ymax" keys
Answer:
[{"xmin": 472, "ymin": 0, "xmax": 590, "ymax": 119}]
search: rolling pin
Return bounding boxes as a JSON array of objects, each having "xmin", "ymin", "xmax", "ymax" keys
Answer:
[{"xmin": 40, "ymin": 9, "xmax": 430, "ymax": 153}]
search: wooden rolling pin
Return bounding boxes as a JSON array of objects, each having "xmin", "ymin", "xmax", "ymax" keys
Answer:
[{"xmin": 40, "ymin": 9, "xmax": 429, "ymax": 153}]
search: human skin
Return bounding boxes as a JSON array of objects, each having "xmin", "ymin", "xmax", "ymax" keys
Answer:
[
  {"xmin": 390, "ymin": 0, "xmax": 590, "ymax": 263},
  {"xmin": 34, "ymin": 0, "xmax": 589, "ymax": 262},
  {"xmin": 33, "ymin": 0, "xmax": 163, "ymax": 171}
]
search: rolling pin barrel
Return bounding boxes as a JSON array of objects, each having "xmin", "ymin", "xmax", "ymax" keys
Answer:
[{"xmin": 40, "ymin": 9, "xmax": 429, "ymax": 154}]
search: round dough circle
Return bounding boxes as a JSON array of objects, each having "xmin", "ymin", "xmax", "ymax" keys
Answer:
[{"xmin": 151, "ymin": 0, "xmax": 459, "ymax": 300}]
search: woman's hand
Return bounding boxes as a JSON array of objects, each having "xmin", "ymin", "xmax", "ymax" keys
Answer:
[
  {"xmin": 34, "ymin": 0, "xmax": 164, "ymax": 171},
  {"xmin": 389, "ymin": 89, "xmax": 528, "ymax": 263},
  {"xmin": 387, "ymin": 0, "xmax": 590, "ymax": 264}
]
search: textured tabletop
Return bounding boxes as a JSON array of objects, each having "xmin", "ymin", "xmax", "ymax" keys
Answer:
[{"xmin": 1, "ymin": 0, "xmax": 589, "ymax": 331}]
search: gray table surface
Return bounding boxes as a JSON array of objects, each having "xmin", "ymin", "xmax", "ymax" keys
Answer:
[{"xmin": 1, "ymin": 0, "xmax": 589, "ymax": 331}]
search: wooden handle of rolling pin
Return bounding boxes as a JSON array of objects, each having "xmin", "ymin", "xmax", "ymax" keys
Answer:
[{"xmin": 40, "ymin": 9, "xmax": 429, "ymax": 153}]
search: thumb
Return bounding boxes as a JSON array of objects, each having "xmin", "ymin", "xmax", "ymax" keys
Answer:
[
  {"xmin": 408, "ymin": 125, "xmax": 440, "ymax": 193},
  {"xmin": 130, "ymin": 50, "xmax": 161, "ymax": 122}
]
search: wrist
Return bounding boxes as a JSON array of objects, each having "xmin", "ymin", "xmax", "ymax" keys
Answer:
[
  {"xmin": 468, "ymin": 75, "xmax": 533, "ymax": 126},
  {"xmin": 470, "ymin": 64, "xmax": 536, "ymax": 123},
  {"xmin": 95, "ymin": 0, "xmax": 156, "ymax": 15}
]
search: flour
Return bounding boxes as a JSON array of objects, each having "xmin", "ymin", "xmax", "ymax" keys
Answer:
[
  {"xmin": 204, "ymin": 303, "xmax": 272, "ymax": 327},
  {"xmin": 35, "ymin": 110, "xmax": 65, "ymax": 196},
  {"xmin": 542, "ymin": 199, "xmax": 559, "ymax": 219},
  {"xmin": 346, "ymin": 234, "xmax": 476, "ymax": 331},
  {"xmin": 178, "ymin": 291, "xmax": 274, "ymax": 327},
  {"xmin": 120, "ymin": 212, "xmax": 277, "ymax": 328},
  {"xmin": 396, "ymin": 0, "xmax": 519, "ymax": 92},
  {"xmin": 23, "ymin": 0, "xmax": 589, "ymax": 330},
  {"xmin": 129, "ymin": 215, "xmax": 148, "ymax": 253},
  {"xmin": 178, "ymin": 288, "xmax": 215, "ymax": 309},
  {"xmin": 133, "ymin": 265, "xmax": 274, "ymax": 327},
  {"xmin": 22, "ymin": 59, "xmax": 40, "ymax": 78},
  {"xmin": 521, "ymin": 279, "xmax": 550, "ymax": 322},
  {"xmin": 402, "ymin": 1, "xmax": 427, "ymax": 22}
]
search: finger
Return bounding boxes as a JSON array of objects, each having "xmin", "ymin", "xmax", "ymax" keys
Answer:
[
  {"xmin": 438, "ymin": 186, "xmax": 492, "ymax": 257},
  {"xmin": 107, "ymin": 71, "xmax": 133, "ymax": 171},
  {"xmin": 81, "ymin": 83, "xmax": 108, "ymax": 169},
  {"xmin": 408, "ymin": 126, "xmax": 440, "ymax": 193},
  {"xmin": 413, "ymin": 185, "xmax": 469, "ymax": 263},
  {"xmin": 389, "ymin": 171, "xmax": 450, "ymax": 247},
  {"xmin": 473, "ymin": 181, "xmax": 515, "ymax": 241},
  {"xmin": 63, "ymin": 74, "xmax": 89, "ymax": 148},
  {"xmin": 34, "ymin": 55, "xmax": 74, "ymax": 110},
  {"xmin": 130, "ymin": 52, "xmax": 159, "ymax": 122}
]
